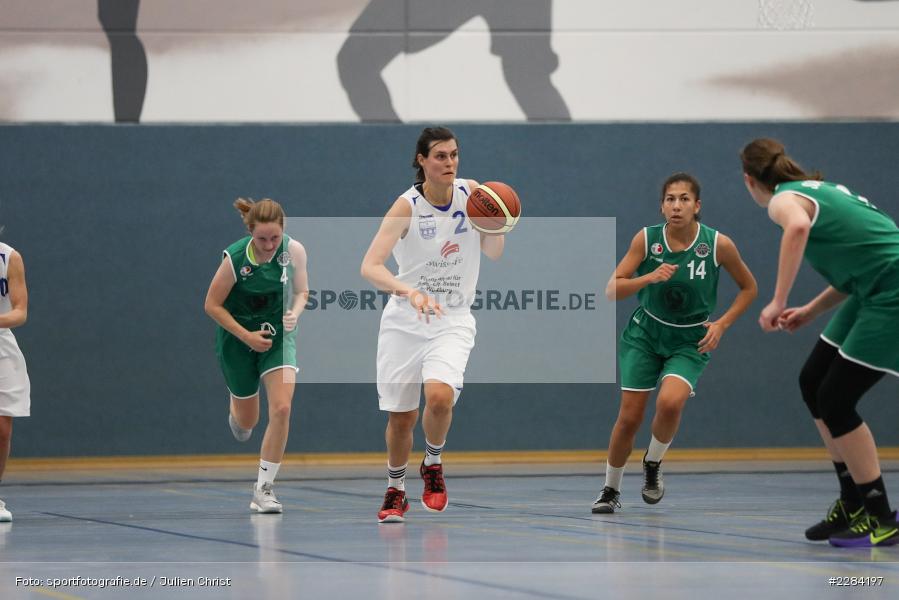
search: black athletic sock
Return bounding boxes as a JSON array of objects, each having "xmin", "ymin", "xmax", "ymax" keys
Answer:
[
  {"xmin": 834, "ymin": 462, "xmax": 863, "ymax": 509},
  {"xmin": 857, "ymin": 476, "xmax": 892, "ymax": 520}
]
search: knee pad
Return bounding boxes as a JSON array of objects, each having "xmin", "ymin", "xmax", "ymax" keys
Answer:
[
  {"xmin": 798, "ymin": 340, "xmax": 839, "ymax": 419},
  {"xmin": 817, "ymin": 385, "xmax": 863, "ymax": 438},
  {"xmin": 816, "ymin": 353, "xmax": 884, "ymax": 438},
  {"xmin": 798, "ymin": 361, "xmax": 823, "ymax": 418}
]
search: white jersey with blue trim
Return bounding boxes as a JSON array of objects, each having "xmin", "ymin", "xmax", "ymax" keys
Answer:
[
  {"xmin": 392, "ymin": 179, "xmax": 481, "ymax": 314},
  {"xmin": 0, "ymin": 242, "xmax": 23, "ymax": 355},
  {"xmin": 0, "ymin": 242, "xmax": 13, "ymax": 315}
]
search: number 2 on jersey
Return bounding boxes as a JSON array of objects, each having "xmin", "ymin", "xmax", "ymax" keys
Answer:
[
  {"xmin": 452, "ymin": 211, "xmax": 468, "ymax": 235},
  {"xmin": 687, "ymin": 260, "xmax": 706, "ymax": 280}
]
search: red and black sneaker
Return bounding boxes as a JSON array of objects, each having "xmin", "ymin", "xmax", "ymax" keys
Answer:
[
  {"xmin": 377, "ymin": 487, "xmax": 410, "ymax": 523},
  {"xmin": 420, "ymin": 461, "xmax": 448, "ymax": 512}
]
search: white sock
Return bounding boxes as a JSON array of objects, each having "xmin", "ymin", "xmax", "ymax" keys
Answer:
[
  {"xmin": 605, "ymin": 463, "xmax": 625, "ymax": 491},
  {"xmin": 424, "ymin": 439, "xmax": 444, "ymax": 466},
  {"xmin": 257, "ymin": 460, "xmax": 280, "ymax": 489},
  {"xmin": 645, "ymin": 435, "xmax": 671, "ymax": 463},
  {"xmin": 387, "ymin": 463, "xmax": 407, "ymax": 491}
]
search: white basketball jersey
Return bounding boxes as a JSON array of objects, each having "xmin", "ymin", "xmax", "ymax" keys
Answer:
[
  {"xmin": 0, "ymin": 242, "xmax": 15, "ymax": 316},
  {"xmin": 0, "ymin": 242, "xmax": 22, "ymax": 356},
  {"xmin": 392, "ymin": 180, "xmax": 482, "ymax": 314}
]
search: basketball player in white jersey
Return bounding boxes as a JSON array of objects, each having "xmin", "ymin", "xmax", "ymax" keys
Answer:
[
  {"xmin": 361, "ymin": 127, "xmax": 505, "ymax": 522},
  {"xmin": 0, "ymin": 242, "xmax": 30, "ymax": 522}
]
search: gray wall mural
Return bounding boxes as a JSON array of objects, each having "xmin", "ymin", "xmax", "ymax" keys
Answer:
[
  {"xmin": 2, "ymin": 1, "xmax": 899, "ymax": 121},
  {"xmin": 98, "ymin": 0, "xmax": 146, "ymax": 122},
  {"xmin": 337, "ymin": 0, "xmax": 569, "ymax": 122}
]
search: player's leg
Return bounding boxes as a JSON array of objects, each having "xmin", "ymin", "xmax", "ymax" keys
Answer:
[
  {"xmin": 378, "ymin": 407, "xmax": 418, "ymax": 523},
  {"xmin": 419, "ymin": 381, "xmax": 455, "ymax": 512},
  {"xmin": 639, "ymin": 374, "xmax": 693, "ymax": 504},
  {"xmin": 592, "ymin": 390, "xmax": 651, "ymax": 514},
  {"xmin": 218, "ymin": 332, "xmax": 261, "ymax": 442},
  {"xmin": 634, "ymin": 323, "xmax": 710, "ymax": 505},
  {"xmin": 0, "ymin": 416, "xmax": 11, "ymax": 522},
  {"xmin": 817, "ymin": 342, "xmax": 897, "ymax": 547},
  {"xmin": 229, "ymin": 393, "xmax": 260, "ymax": 442},
  {"xmin": 418, "ymin": 316, "xmax": 475, "ymax": 513},
  {"xmin": 594, "ymin": 316, "xmax": 662, "ymax": 514},
  {"xmin": 798, "ymin": 337, "xmax": 865, "ymax": 540},
  {"xmin": 819, "ymin": 361, "xmax": 896, "ymax": 547},
  {"xmin": 248, "ymin": 365, "xmax": 296, "ymax": 514},
  {"xmin": 376, "ymin": 308, "xmax": 426, "ymax": 522},
  {"xmin": 0, "ymin": 348, "xmax": 29, "ymax": 523}
]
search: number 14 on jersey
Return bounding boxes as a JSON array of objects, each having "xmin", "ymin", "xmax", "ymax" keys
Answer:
[{"xmin": 687, "ymin": 260, "xmax": 706, "ymax": 280}]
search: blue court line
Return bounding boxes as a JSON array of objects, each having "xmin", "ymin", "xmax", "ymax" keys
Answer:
[
  {"xmin": 527, "ymin": 524, "xmax": 899, "ymax": 567},
  {"xmin": 520, "ymin": 508, "xmax": 899, "ymax": 561},
  {"xmin": 8, "ymin": 468, "xmax": 897, "ymax": 488},
  {"xmin": 300, "ymin": 484, "xmax": 497, "ymax": 509},
  {"xmin": 39, "ymin": 511, "xmax": 593, "ymax": 600},
  {"xmin": 523, "ymin": 509, "xmax": 810, "ymax": 545},
  {"xmin": 40, "ymin": 511, "xmax": 343, "ymax": 562}
]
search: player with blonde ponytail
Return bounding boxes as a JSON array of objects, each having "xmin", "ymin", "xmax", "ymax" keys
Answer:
[{"xmin": 204, "ymin": 198, "xmax": 309, "ymax": 513}]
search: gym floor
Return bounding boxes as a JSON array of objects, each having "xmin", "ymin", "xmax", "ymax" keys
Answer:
[{"xmin": 1, "ymin": 456, "xmax": 897, "ymax": 599}]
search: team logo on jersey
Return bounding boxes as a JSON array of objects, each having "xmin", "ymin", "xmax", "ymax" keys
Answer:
[
  {"xmin": 663, "ymin": 283, "xmax": 694, "ymax": 313},
  {"xmin": 419, "ymin": 214, "xmax": 437, "ymax": 240},
  {"xmin": 694, "ymin": 243, "xmax": 711, "ymax": 258},
  {"xmin": 277, "ymin": 251, "xmax": 291, "ymax": 267},
  {"xmin": 240, "ymin": 265, "xmax": 253, "ymax": 277},
  {"xmin": 651, "ymin": 242, "xmax": 663, "ymax": 256},
  {"xmin": 441, "ymin": 240, "xmax": 460, "ymax": 258}
]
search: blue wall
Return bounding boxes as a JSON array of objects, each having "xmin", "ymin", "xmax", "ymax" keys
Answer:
[{"xmin": 2, "ymin": 123, "xmax": 898, "ymax": 457}]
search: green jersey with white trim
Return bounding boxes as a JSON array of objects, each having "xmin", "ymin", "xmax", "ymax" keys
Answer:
[
  {"xmin": 635, "ymin": 223, "xmax": 720, "ymax": 326},
  {"xmin": 222, "ymin": 235, "xmax": 293, "ymax": 329},
  {"xmin": 774, "ymin": 181, "xmax": 899, "ymax": 298}
]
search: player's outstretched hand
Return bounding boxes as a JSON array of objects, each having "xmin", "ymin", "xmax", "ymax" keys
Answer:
[{"xmin": 408, "ymin": 290, "xmax": 443, "ymax": 324}]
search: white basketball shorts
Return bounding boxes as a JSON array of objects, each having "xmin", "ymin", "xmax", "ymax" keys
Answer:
[
  {"xmin": 376, "ymin": 300, "xmax": 476, "ymax": 412},
  {"xmin": 0, "ymin": 338, "xmax": 30, "ymax": 417}
]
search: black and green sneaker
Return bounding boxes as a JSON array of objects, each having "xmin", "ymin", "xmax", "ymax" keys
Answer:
[
  {"xmin": 829, "ymin": 511, "xmax": 899, "ymax": 548},
  {"xmin": 805, "ymin": 499, "xmax": 864, "ymax": 541}
]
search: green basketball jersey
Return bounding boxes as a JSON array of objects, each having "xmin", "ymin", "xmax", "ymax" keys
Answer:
[
  {"xmin": 222, "ymin": 235, "xmax": 293, "ymax": 329},
  {"xmin": 774, "ymin": 181, "xmax": 899, "ymax": 298},
  {"xmin": 635, "ymin": 223, "xmax": 720, "ymax": 326}
]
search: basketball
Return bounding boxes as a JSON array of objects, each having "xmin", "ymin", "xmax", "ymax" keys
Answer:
[{"xmin": 466, "ymin": 181, "xmax": 521, "ymax": 234}]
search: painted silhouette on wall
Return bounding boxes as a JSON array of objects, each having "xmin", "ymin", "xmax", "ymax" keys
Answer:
[
  {"xmin": 337, "ymin": 0, "xmax": 570, "ymax": 122},
  {"xmin": 98, "ymin": 0, "xmax": 147, "ymax": 122}
]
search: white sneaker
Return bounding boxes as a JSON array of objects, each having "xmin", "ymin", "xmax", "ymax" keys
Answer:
[
  {"xmin": 250, "ymin": 483, "xmax": 283, "ymax": 514},
  {"xmin": 591, "ymin": 486, "xmax": 621, "ymax": 514},
  {"xmin": 228, "ymin": 413, "xmax": 252, "ymax": 442},
  {"xmin": 641, "ymin": 457, "xmax": 665, "ymax": 504},
  {"xmin": 0, "ymin": 499, "xmax": 12, "ymax": 522}
]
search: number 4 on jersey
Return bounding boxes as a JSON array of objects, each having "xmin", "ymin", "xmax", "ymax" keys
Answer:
[{"xmin": 687, "ymin": 260, "xmax": 706, "ymax": 280}]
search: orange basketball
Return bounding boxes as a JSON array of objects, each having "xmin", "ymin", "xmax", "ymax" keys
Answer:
[{"xmin": 466, "ymin": 181, "xmax": 521, "ymax": 234}]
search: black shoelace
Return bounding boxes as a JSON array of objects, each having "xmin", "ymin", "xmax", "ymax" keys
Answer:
[
  {"xmin": 383, "ymin": 490, "xmax": 406, "ymax": 509},
  {"xmin": 598, "ymin": 487, "xmax": 621, "ymax": 507},
  {"xmin": 644, "ymin": 462, "xmax": 660, "ymax": 488},
  {"xmin": 422, "ymin": 468, "xmax": 446, "ymax": 493}
]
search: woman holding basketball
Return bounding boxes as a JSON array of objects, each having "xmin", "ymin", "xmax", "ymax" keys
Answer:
[
  {"xmin": 592, "ymin": 173, "xmax": 757, "ymax": 514},
  {"xmin": 742, "ymin": 138, "xmax": 898, "ymax": 547},
  {"xmin": 361, "ymin": 126, "xmax": 507, "ymax": 523},
  {"xmin": 205, "ymin": 198, "xmax": 309, "ymax": 514}
]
